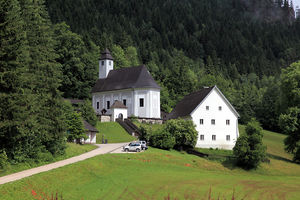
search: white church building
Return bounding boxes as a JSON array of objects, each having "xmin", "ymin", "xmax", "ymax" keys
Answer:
[
  {"xmin": 91, "ymin": 49, "xmax": 161, "ymax": 120},
  {"xmin": 167, "ymin": 86, "xmax": 240, "ymax": 150}
]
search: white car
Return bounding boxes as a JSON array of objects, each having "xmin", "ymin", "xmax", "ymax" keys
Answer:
[
  {"xmin": 123, "ymin": 142, "xmax": 142, "ymax": 152},
  {"xmin": 138, "ymin": 141, "xmax": 148, "ymax": 150}
]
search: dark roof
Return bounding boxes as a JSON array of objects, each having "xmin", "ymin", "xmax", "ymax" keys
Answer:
[
  {"xmin": 100, "ymin": 48, "xmax": 113, "ymax": 60},
  {"xmin": 92, "ymin": 65, "xmax": 160, "ymax": 93},
  {"xmin": 167, "ymin": 87, "xmax": 214, "ymax": 120},
  {"xmin": 64, "ymin": 99, "xmax": 84, "ymax": 104},
  {"xmin": 83, "ymin": 120, "xmax": 98, "ymax": 133},
  {"xmin": 110, "ymin": 100, "xmax": 127, "ymax": 109}
]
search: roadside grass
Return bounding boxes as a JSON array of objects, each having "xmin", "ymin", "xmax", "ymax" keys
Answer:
[
  {"xmin": 95, "ymin": 122, "xmax": 136, "ymax": 143},
  {"xmin": 0, "ymin": 143, "xmax": 97, "ymax": 177}
]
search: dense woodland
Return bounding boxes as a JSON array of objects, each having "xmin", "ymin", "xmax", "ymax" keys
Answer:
[{"xmin": 1, "ymin": 0, "xmax": 300, "ymax": 164}]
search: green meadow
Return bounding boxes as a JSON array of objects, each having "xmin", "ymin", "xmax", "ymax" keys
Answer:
[
  {"xmin": 96, "ymin": 122, "xmax": 136, "ymax": 143},
  {"xmin": 0, "ymin": 143, "xmax": 97, "ymax": 178},
  {"xmin": 1, "ymin": 127, "xmax": 300, "ymax": 200}
]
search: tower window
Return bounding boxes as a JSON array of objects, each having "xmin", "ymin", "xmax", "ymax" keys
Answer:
[
  {"xmin": 139, "ymin": 98, "xmax": 144, "ymax": 107},
  {"xmin": 212, "ymin": 135, "xmax": 216, "ymax": 141},
  {"xmin": 123, "ymin": 99, "xmax": 126, "ymax": 106},
  {"xmin": 101, "ymin": 61, "xmax": 104, "ymax": 65},
  {"xmin": 211, "ymin": 119, "xmax": 215, "ymax": 125},
  {"xmin": 200, "ymin": 119, "xmax": 204, "ymax": 125},
  {"xmin": 107, "ymin": 101, "xmax": 110, "ymax": 109},
  {"xmin": 96, "ymin": 102, "xmax": 99, "ymax": 109},
  {"xmin": 219, "ymin": 106, "xmax": 222, "ymax": 111},
  {"xmin": 206, "ymin": 106, "xmax": 209, "ymax": 110},
  {"xmin": 226, "ymin": 120, "xmax": 230, "ymax": 125},
  {"xmin": 200, "ymin": 135, "xmax": 204, "ymax": 140},
  {"xmin": 109, "ymin": 61, "xmax": 111, "ymax": 66}
]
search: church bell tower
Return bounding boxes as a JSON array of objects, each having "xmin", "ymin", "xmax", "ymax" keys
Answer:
[{"xmin": 99, "ymin": 49, "xmax": 114, "ymax": 79}]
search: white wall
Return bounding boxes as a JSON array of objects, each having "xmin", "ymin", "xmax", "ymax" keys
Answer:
[
  {"xmin": 191, "ymin": 89, "xmax": 239, "ymax": 150},
  {"xmin": 81, "ymin": 132, "xmax": 96, "ymax": 144},
  {"xmin": 99, "ymin": 59, "xmax": 113, "ymax": 79},
  {"xmin": 92, "ymin": 88, "xmax": 161, "ymax": 119},
  {"xmin": 112, "ymin": 108, "xmax": 128, "ymax": 121}
]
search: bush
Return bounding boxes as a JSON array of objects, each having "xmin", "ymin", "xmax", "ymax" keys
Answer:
[
  {"xmin": 164, "ymin": 119, "xmax": 198, "ymax": 150},
  {"xmin": 233, "ymin": 119, "xmax": 266, "ymax": 169},
  {"xmin": 149, "ymin": 131, "xmax": 175, "ymax": 150},
  {"xmin": 79, "ymin": 100, "xmax": 98, "ymax": 126},
  {"xmin": 0, "ymin": 150, "xmax": 9, "ymax": 169}
]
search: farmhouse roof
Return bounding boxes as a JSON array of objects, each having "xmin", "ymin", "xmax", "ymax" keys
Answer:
[
  {"xmin": 83, "ymin": 120, "xmax": 98, "ymax": 133},
  {"xmin": 100, "ymin": 48, "xmax": 113, "ymax": 60},
  {"xmin": 92, "ymin": 65, "xmax": 160, "ymax": 93},
  {"xmin": 167, "ymin": 86, "xmax": 239, "ymax": 120},
  {"xmin": 110, "ymin": 100, "xmax": 127, "ymax": 109}
]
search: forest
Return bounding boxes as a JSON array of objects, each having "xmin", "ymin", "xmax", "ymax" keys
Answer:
[{"xmin": 1, "ymin": 0, "xmax": 300, "ymax": 163}]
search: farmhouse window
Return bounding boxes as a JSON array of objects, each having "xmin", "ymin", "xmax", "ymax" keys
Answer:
[
  {"xmin": 96, "ymin": 102, "xmax": 99, "ymax": 109},
  {"xmin": 200, "ymin": 135, "xmax": 204, "ymax": 140},
  {"xmin": 101, "ymin": 61, "xmax": 104, "ymax": 65},
  {"xmin": 211, "ymin": 119, "xmax": 215, "ymax": 125},
  {"xmin": 206, "ymin": 106, "xmax": 209, "ymax": 110},
  {"xmin": 219, "ymin": 106, "xmax": 222, "ymax": 111},
  {"xmin": 226, "ymin": 120, "xmax": 230, "ymax": 125},
  {"xmin": 107, "ymin": 101, "xmax": 110, "ymax": 109},
  {"xmin": 139, "ymin": 98, "xmax": 144, "ymax": 107},
  {"xmin": 226, "ymin": 135, "xmax": 230, "ymax": 141},
  {"xmin": 123, "ymin": 99, "xmax": 126, "ymax": 106},
  {"xmin": 200, "ymin": 119, "xmax": 204, "ymax": 125},
  {"xmin": 212, "ymin": 135, "xmax": 216, "ymax": 141}
]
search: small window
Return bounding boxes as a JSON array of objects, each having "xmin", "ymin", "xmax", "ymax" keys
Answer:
[
  {"xmin": 101, "ymin": 61, "xmax": 104, "ymax": 65},
  {"xmin": 219, "ymin": 106, "xmax": 222, "ymax": 111},
  {"xmin": 211, "ymin": 119, "xmax": 215, "ymax": 125},
  {"xmin": 96, "ymin": 102, "xmax": 99, "ymax": 109},
  {"xmin": 123, "ymin": 99, "xmax": 126, "ymax": 106},
  {"xmin": 109, "ymin": 61, "xmax": 111, "ymax": 66},
  {"xmin": 226, "ymin": 135, "xmax": 230, "ymax": 141},
  {"xmin": 200, "ymin": 135, "xmax": 204, "ymax": 140},
  {"xmin": 212, "ymin": 135, "xmax": 216, "ymax": 141},
  {"xmin": 200, "ymin": 119, "xmax": 204, "ymax": 125},
  {"xmin": 226, "ymin": 120, "xmax": 230, "ymax": 125},
  {"xmin": 139, "ymin": 98, "xmax": 144, "ymax": 107},
  {"xmin": 107, "ymin": 101, "xmax": 110, "ymax": 109},
  {"xmin": 206, "ymin": 106, "xmax": 209, "ymax": 110}
]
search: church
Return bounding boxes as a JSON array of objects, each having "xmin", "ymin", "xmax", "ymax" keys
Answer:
[{"xmin": 91, "ymin": 49, "xmax": 161, "ymax": 121}]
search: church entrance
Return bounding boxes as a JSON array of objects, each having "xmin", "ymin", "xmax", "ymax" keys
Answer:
[{"xmin": 118, "ymin": 113, "xmax": 123, "ymax": 120}]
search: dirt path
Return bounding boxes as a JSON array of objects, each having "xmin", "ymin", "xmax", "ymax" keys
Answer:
[{"xmin": 0, "ymin": 143, "xmax": 129, "ymax": 185}]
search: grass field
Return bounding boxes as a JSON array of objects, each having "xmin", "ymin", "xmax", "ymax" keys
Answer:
[
  {"xmin": 1, "ymin": 127, "xmax": 300, "ymax": 200},
  {"xmin": 96, "ymin": 122, "xmax": 136, "ymax": 143},
  {"xmin": 0, "ymin": 143, "xmax": 97, "ymax": 178}
]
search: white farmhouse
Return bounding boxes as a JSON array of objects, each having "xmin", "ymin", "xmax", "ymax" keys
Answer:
[
  {"xmin": 91, "ymin": 49, "xmax": 161, "ymax": 120},
  {"xmin": 167, "ymin": 86, "xmax": 240, "ymax": 150}
]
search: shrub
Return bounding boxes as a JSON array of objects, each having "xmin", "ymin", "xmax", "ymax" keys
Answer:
[
  {"xmin": 233, "ymin": 119, "xmax": 266, "ymax": 169},
  {"xmin": 0, "ymin": 150, "xmax": 8, "ymax": 169},
  {"xmin": 164, "ymin": 119, "xmax": 198, "ymax": 150},
  {"xmin": 79, "ymin": 100, "xmax": 98, "ymax": 126},
  {"xmin": 150, "ymin": 131, "xmax": 175, "ymax": 150}
]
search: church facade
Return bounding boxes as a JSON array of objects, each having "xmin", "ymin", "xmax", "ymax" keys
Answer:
[{"xmin": 91, "ymin": 49, "xmax": 161, "ymax": 119}]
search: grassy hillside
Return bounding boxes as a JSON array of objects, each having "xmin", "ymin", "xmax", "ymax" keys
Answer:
[
  {"xmin": 1, "ymin": 128, "xmax": 300, "ymax": 200},
  {"xmin": 0, "ymin": 143, "xmax": 97, "ymax": 177},
  {"xmin": 96, "ymin": 122, "xmax": 136, "ymax": 143}
]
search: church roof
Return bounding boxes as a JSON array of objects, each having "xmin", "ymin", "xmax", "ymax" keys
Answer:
[
  {"xmin": 110, "ymin": 100, "xmax": 127, "ymax": 109},
  {"xmin": 92, "ymin": 65, "xmax": 160, "ymax": 93},
  {"xmin": 167, "ymin": 87, "xmax": 214, "ymax": 120},
  {"xmin": 167, "ymin": 86, "xmax": 239, "ymax": 120},
  {"xmin": 100, "ymin": 48, "xmax": 113, "ymax": 60}
]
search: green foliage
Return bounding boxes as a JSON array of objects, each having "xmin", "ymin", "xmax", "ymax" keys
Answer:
[
  {"xmin": 149, "ymin": 131, "xmax": 175, "ymax": 150},
  {"xmin": 65, "ymin": 111, "xmax": 87, "ymax": 144},
  {"xmin": 279, "ymin": 107, "xmax": 300, "ymax": 163},
  {"xmin": 79, "ymin": 100, "xmax": 98, "ymax": 126},
  {"xmin": 0, "ymin": 150, "xmax": 8, "ymax": 169},
  {"xmin": 164, "ymin": 119, "xmax": 198, "ymax": 150},
  {"xmin": 233, "ymin": 119, "xmax": 266, "ymax": 169}
]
